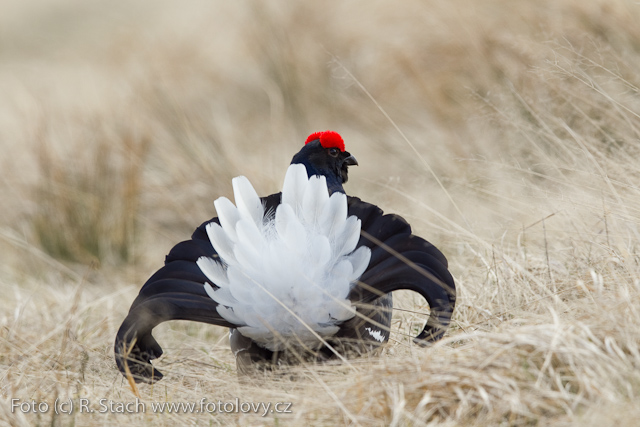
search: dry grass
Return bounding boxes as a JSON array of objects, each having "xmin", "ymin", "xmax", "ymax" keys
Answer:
[{"xmin": 2, "ymin": 0, "xmax": 640, "ymax": 425}]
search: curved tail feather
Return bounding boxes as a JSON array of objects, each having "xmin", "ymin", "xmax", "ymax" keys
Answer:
[
  {"xmin": 114, "ymin": 276, "xmax": 238, "ymax": 383},
  {"xmin": 347, "ymin": 197, "xmax": 456, "ymax": 345},
  {"xmin": 114, "ymin": 225, "xmax": 237, "ymax": 383}
]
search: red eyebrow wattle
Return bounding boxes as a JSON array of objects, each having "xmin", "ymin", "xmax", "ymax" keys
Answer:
[{"xmin": 304, "ymin": 130, "xmax": 345, "ymax": 152}]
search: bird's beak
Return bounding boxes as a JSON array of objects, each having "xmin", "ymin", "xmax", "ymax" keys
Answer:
[{"xmin": 344, "ymin": 154, "xmax": 358, "ymax": 166}]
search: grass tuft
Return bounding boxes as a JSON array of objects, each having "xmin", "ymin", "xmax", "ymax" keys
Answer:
[{"xmin": 31, "ymin": 118, "xmax": 150, "ymax": 265}]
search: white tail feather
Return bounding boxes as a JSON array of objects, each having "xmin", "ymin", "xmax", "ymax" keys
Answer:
[
  {"xmin": 214, "ymin": 197, "xmax": 240, "ymax": 242},
  {"xmin": 281, "ymin": 163, "xmax": 308, "ymax": 208},
  {"xmin": 198, "ymin": 257, "xmax": 229, "ymax": 287},
  {"xmin": 205, "ymin": 222, "xmax": 237, "ymax": 266},
  {"xmin": 231, "ymin": 176, "xmax": 263, "ymax": 225},
  {"xmin": 196, "ymin": 163, "xmax": 371, "ymax": 351}
]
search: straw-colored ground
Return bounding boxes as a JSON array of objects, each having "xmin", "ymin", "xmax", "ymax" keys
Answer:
[{"xmin": 2, "ymin": 0, "xmax": 640, "ymax": 425}]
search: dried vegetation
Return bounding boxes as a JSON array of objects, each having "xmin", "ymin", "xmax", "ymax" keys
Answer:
[{"xmin": 1, "ymin": 0, "xmax": 640, "ymax": 425}]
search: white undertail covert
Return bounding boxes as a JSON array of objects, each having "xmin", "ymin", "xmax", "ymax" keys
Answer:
[{"xmin": 196, "ymin": 164, "xmax": 371, "ymax": 351}]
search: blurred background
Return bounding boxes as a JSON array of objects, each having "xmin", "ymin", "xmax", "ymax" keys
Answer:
[
  {"xmin": 1, "ymin": 0, "xmax": 638, "ymax": 272},
  {"xmin": 1, "ymin": 0, "xmax": 640, "ymax": 425}
]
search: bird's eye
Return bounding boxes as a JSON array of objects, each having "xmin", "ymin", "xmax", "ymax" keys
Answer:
[{"xmin": 328, "ymin": 148, "xmax": 340, "ymax": 157}]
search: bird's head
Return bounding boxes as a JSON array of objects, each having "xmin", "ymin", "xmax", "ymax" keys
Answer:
[{"xmin": 290, "ymin": 131, "xmax": 358, "ymax": 194}]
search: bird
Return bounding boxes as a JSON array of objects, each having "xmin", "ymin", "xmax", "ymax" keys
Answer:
[{"xmin": 114, "ymin": 130, "xmax": 456, "ymax": 383}]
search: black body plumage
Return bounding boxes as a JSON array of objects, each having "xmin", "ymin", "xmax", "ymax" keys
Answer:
[{"xmin": 114, "ymin": 134, "xmax": 456, "ymax": 383}]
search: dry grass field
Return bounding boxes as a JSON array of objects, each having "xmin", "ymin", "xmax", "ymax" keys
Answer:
[{"xmin": 2, "ymin": 0, "xmax": 640, "ymax": 425}]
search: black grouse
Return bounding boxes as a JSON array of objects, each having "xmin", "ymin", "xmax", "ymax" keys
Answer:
[{"xmin": 115, "ymin": 131, "xmax": 456, "ymax": 383}]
